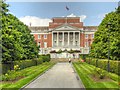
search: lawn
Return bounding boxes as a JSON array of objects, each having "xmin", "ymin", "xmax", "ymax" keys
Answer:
[
  {"xmin": 0, "ymin": 62, "xmax": 55, "ymax": 90},
  {"xmin": 73, "ymin": 62, "xmax": 120, "ymax": 90}
]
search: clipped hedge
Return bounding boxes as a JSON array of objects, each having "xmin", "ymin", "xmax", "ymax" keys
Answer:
[
  {"xmin": 39, "ymin": 54, "xmax": 50, "ymax": 62},
  {"xmin": 14, "ymin": 60, "xmax": 36, "ymax": 70},
  {"xmin": 80, "ymin": 54, "xmax": 89, "ymax": 60},
  {"xmin": 85, "ymin": 58, "xmax": 120, "ymax": 75},
  {"xmin": 2, "ymin": 54, "xmax": 50, "ymax": 74}
]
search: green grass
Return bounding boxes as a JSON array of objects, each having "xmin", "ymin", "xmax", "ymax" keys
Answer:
[
  {"xmin": 73, "ymin": 62, "xmax": 120, "ymax": 90},
  {"xmin": 1, "ymin": 62, "xmax": 55, "ymax": 90}
]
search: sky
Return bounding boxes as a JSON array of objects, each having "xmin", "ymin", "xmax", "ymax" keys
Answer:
[{"xmin": 6, "ymin": 1, "xmax": 119, "ymax": 26}]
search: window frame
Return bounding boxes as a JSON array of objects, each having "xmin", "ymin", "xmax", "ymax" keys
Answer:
[
  {"xmin": 38, "ymin": 34, "xmax": 41, "ymax": 39},
  {"xmin": 44, "ymin": 34, "xmax": 47, "ymax": 39},
  {"xmin": 85, "ymin": 34, "xmax": 88, "ymax": 39}
]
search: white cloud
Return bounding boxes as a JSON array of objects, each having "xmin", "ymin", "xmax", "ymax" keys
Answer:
[
  {"xmin": 19, "ymin": 14, "xmax": 86, "ymax": 26},
  {"xmin": 67, "ymin": 13, "xmax": 77, "ymax": 17},
  {"xmin": 79, "ymin": 15, "xmax": 87, "ymax": 22},
  {"xmin": 98, "ymin": 13, "xmax": 108, "ymax": 19},
  {"xmin": 19, "ymin": 16, "xmax": 52, "ymax": 26},
  {"xmin": 67, "ymin": 13, "xmax": 87, "ymax": 22}
]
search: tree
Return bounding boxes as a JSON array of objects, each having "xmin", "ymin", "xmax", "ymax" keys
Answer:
[
  {"xmin": 90, "ymin": 6, "xmax": 120, "ymax": 60},
  {"xmin": 1, "ymin": 1, "xmax": 39, "ymax": 63}
]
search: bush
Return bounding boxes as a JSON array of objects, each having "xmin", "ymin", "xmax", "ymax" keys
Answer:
[
  {"xmin": 93, "ymin": 68, "xmax": 106, "ymax": 79},
  {"xmin": 2, "ymin": 54, "xmax": 51, "ymax": 74},
  {"xmin": 14, "ymin": 60, "xmax": 36, "ymax": 70},
  {"xmin": 39, "ymin": 54, "xmax": 50, "ymax": 62},
  {"xmin": 2, "ymin": 70, "xmax": 25, "ymax": 81},
  {"xmin": 85, "ymin": 58, "xmax": 120, "ymax": 75},
  {"xmin": 37, "ymin": 57, "xmax": 43, "ymax": 64},
  {"xmin": 80, "ymin": 54, "xmax": 89, "ymax": 60}
]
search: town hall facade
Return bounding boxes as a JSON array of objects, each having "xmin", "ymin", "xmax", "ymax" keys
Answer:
[{"xmin": 29, "ymin": 17, "xmax": 97, "ymax": 58}]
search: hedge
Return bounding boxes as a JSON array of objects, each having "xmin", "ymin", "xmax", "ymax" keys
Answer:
[
  {"xmin": 2, "ymin": 54, "xmax": 50, "ymax": 74},
  {"xmin": 85, "ymin": 57, "xmax": 120, "ymax": 75}
]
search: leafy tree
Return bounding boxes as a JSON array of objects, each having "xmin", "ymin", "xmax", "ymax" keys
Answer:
[
  {"xmin": 1, "ymin": 1, "xmax": 39, "ymax": 63},
  {"xmin": 90, "ymin": 6, "xmax": 120, "ymax": 60}
]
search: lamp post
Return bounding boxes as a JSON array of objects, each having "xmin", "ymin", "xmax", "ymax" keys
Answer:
[
  {"xmin": 83, "ymin": 31, "xmax": 85, "ymax": 61},
  {"xmin": 107, "ymin": 22, "xmax": 112, "ymax": 72},
  {"xmin": 96, "ymin": 49, "xmax": 98, "ymax": 67},
  {"xmin": 88, "ymin": 39, "xmax": 91, "ymax": 64}
]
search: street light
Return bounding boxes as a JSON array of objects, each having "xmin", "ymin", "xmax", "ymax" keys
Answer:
[
  {"xmin": 96, "ymin": 49, "xmax": 98, "ymax": 67},
  {"xmin": 107, "ymin": 22, "xmax": 112, "ymax": 72},
  {"xmin": 88, "ymin": 39, "xmax": 91, "ymax": 64}
]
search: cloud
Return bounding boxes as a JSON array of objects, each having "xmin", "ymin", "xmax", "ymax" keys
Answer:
[
  {"xmin": 79, "ymin": 15, "xmax": 87, "ymax": 22},
  {"xmin": 98, "ymin": 13, "xmax": 108, "ymax": 19},
  {"xmin": 19, "ymin": 16, "xmax": 52, "ymax": 26},
  {"xmin": 67, "ymin": 13, "xmax": 77, "ymax": 17},
  {"xmin": 67, "ymin": 13, "xmax": 87, "ymax": 22},
  {"xmin": 19, "ymin": 14, "xmax": 86, "ymax": 26}
]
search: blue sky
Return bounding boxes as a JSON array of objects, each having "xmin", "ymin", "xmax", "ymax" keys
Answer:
[{"xmin": 6, "ymin": 2, "xmax": 118, "ymax": 26}]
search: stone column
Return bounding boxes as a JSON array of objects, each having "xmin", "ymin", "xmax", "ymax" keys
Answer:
[
  {"xmin": 62, "ymin": 32, "xmax": 64, "ymax": 46},
  {"xmin": 57, "ymin": 32, "xmax": 59, "ymax": 46},
  {"xmin": 68, "ymin": 32, "xmax": 70, "ymax": 46},
  {"xmin": 73, "ymin": 32, "xmax": 75, "ymax": 46},
  {"xmin": 52, "ymin": 32, "xmax": 53, "ymax": 47}
]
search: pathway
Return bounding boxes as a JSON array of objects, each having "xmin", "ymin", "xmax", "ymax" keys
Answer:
[{"xmin": 23, "ymin": 62, "xmax": 85, "ymax": 88}]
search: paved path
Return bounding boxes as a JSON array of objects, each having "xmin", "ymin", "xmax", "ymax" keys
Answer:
[{"xmin": 24, "ymin": 62, "xmax": 85, "ymax": 88}]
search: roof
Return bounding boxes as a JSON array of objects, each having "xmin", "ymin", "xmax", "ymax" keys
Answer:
[
  {"xmin": 84, "ymin": 26, "xmax": 98, "ymax": 30},
  {"xmin": 29, "ymin": 26, "xmax": 49, "ymax": 30},
  {"xmin": 29, "ymin": 26, "xmax": 49, "ymax": 33},
  {"xmin": 84, "ymin": 26, "xmax": 98, "ymax": 29}
]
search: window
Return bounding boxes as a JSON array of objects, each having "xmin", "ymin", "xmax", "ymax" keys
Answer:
[
  {"xmin": 92, "ymin": 34, "xmax": 94, "ymax": 38},
  {"xmin": 38, "ymin": 34, "xmax": 41, "ymax": 39},
  {"xmin": 38, "ymin": 42, "xmax": 41, "ymax": 48},
  {"xmin": 85, "ymin": 42, "xmax": 88, "ymax": 47},
  {"xmin": 44, "ymin": 34, "xmax": 47, "ymax": 39},
  {"xmin": 44, "ymin": 42, "xmax": 47, "ymax": 48},
  {"xmin": 85, "ymin": 34, "xmax": 88, "ymax": 39}
]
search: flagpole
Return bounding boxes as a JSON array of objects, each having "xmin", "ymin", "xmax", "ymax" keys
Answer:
[{"xmin": 65, "ymin": 6, "xmax": 69, "ymax": 24}]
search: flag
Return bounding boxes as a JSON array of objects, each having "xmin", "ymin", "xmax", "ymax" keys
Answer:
[{"xmin": 66, "ymin": 6, "xmax": 69, "ymax": 10}]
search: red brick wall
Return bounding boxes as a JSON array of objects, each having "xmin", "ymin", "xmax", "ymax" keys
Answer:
[
  {"xmin": 49, "ymin": 18, "xmax": 83, "ymax": 28},
  {"xmin": 80, "ymin": 33, "xmax": 85, "ymax": 47},
  {"xmin": 33, "ymin": 34, "xmax": 52, "ymax": 48}
]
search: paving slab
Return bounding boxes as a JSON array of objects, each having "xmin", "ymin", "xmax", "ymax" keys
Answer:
[{"xmin": 23, "ymin": 62, "xmax": 85, "ymax": 88}]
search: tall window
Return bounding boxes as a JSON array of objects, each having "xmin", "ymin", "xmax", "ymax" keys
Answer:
[
  {"xmin": 44, "ymin": 42, "xmax": 47, "ymax": 48},
  {"xmin": 38, "ymin": 34, "xmax": 41, "ymax": 39},
  {"xmin": 85, "ymin": 34, "xmax": 88, "ymax": 39},
  {"xmin": 44, "ymin": 34, "xmax": 47, "ymax": 39},
  {"xmin": 85, "ymin": 41, "xmax": 88, "ymax": 47},
  {"xmin": 38, "ymin": 42, "xmax": 41, "ymax": 48},
  {"xmin": 92, "ymin": 34, "xmax": 94, "ymax": 38}
]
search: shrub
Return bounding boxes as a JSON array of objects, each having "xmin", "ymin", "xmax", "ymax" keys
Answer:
[
  {"xmin": 37, "ymin": 57, "xmax": 43, "ymax": 64},
  {"xmin": 14, "ymin": 60, "xmax": 36, "ymax": 69},
  {"xmin": 2, "ymin": 70, "xmax": 25, "ymax": 81},
  {"xmin": 93, "ymin": 68, "xmax": 106, "ymax": 79},
  {"xmin": 39, "ymin": 54, "xmax": 50, "ymax": 62},
  {"xmin": 2, "ymin": 54, "xmax": 51, "ymax": 74},
  {"xmin": 85, "ymin": 58, "xmax": 120, "ymax": 75}
]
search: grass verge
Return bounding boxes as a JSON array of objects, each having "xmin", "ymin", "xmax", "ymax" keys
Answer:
[
  {"xmin": 1, "ymin": 62, "xmax": 55, "ymax": 90},
  {"xmin": 73, "ymin": 62, "xmax": 120, "ymax": 90}
]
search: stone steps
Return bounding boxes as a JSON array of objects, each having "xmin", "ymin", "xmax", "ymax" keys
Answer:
[{"xmin": 51, "ymin": 58, "xmax": 79, "ymax": 62}]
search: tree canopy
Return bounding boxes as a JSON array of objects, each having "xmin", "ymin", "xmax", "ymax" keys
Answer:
[
  {"xmin": 90, "ymin": 6, "xmax": 120, "ymax": 60},
  {"xmin": 1, "ymin": 1, "xmax": 39, "ymax": 63}
]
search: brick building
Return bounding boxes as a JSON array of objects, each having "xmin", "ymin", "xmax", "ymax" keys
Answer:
[{"xmin": 29, "ymin": 17, "xmax": 97, "ymax": 58}]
